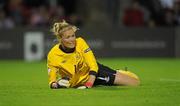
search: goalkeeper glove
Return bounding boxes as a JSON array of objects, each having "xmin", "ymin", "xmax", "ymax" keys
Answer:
[{"xmin": 57, "ymin": 77, "xmax": 70, "ymax": 88}]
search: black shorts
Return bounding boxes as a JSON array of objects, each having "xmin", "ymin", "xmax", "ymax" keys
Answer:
[{"xmin": 94, "ymin": 62, "xmax": 117, "ymax": 86}]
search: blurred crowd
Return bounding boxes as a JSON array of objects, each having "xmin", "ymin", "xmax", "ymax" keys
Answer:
[
  {"xmin": 0, "ymin": 0, "xmax": 82, "ymax": 29},
  {"xmin": 0, "ymin": 0, "xmax": 180, "ymax": 29},
  {"xmin": 123, "ymin": 0, "xmax": 180, "ymax": 27}
]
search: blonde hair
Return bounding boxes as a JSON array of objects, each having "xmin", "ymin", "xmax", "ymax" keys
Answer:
[{"xmin": 51, "ymin": 20, "xmax": 78, "ymax": 39}]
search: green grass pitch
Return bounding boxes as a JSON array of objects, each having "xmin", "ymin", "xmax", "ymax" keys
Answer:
[{"xmin": 0, "ymin": 58, "xmax": 180, "ymax": 106}]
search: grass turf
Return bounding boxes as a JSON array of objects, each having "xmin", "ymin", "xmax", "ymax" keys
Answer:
[{"xmin": 0, "ymin": 58, "xmax": 180, "ymax": 106}]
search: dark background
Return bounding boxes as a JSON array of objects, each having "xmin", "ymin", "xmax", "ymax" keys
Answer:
[{"xmin": 0, "ymin": 0, "xmax": 179, "ymax": 59}]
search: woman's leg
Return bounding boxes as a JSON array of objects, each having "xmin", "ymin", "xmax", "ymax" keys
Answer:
[
  {"xmin": 114, "ymin": 70, "xmax": 140, "ymax": 86},
  {"xmin": 94, "ymin": 62, "xmax": 140, "ymax": 86},
  {"xmin": 94, "ymin": 63, "xmax": 117, "ymax": 86}
]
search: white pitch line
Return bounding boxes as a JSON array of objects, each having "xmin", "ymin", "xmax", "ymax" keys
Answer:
[{"xmin": 160, "ymin": 78, "xmax": 180, "ymax": 82}]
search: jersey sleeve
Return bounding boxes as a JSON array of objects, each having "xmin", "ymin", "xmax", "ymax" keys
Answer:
[
  {"xmin": 79, "ymin": 38, "xmax": 98, "ymax": 73},
  {"xmin": 47, "ymin": 53, "xmax": 58, "ymax": 86}
]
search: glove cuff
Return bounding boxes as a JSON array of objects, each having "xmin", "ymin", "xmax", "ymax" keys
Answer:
[{"xmin": 84, "ymin": 82, "xmax": 93, "ymax": 88}]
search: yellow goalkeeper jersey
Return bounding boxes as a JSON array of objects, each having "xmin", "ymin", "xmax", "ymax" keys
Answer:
[{"xmin": 47, "ymin": 37, "xmax": 98, "ymax": 87}]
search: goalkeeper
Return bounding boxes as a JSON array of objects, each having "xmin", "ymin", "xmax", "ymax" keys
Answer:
[{"xmin": 47, "ymin": 20, "xmax": 140, "ymax": 89}]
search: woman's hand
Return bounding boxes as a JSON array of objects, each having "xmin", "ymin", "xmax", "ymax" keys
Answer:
[{"xmin": 51, "ymin": 82, "xmax": 59, "ymax": 89}]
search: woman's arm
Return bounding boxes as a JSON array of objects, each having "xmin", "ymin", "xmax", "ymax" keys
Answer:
[
  {"xmin": 47, "ymin": 66, "xmax": 58, "ymax": 89},
  {"xmin": 79, "ymin": 38, "xmax": 99, "ymax": 88},
  {"xmin": 85, "ymin": 70, "xmax": 98, "ymax": 88}
]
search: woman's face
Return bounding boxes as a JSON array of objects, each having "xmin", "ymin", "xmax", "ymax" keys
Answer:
[{"xmin": 61, "ymin": 29, "xmax": 76, "ymax": 48}]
